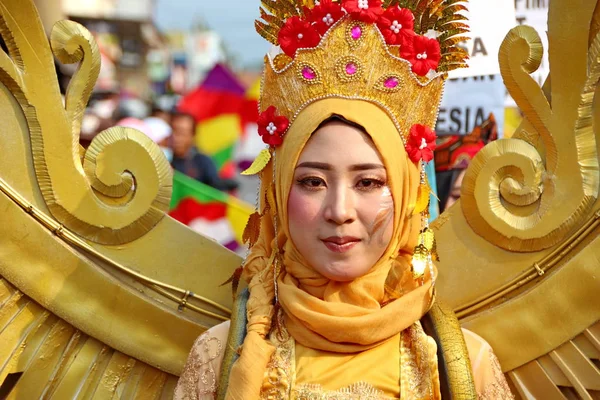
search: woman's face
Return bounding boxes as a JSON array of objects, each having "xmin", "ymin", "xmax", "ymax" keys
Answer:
[{"xmin": 288, "ymin": 121, "xmax": 394, "ymax": 281}]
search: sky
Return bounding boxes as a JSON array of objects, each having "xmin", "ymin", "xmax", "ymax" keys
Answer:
[{"xmin": 154, "ymin": 0, "xmax": 270, "ymax": 68}]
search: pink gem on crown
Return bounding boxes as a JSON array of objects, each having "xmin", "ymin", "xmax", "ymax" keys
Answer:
[
  {"xmin": 384, "ymin": 77, "xmax": 399, "ymax": 88},
  {"xmin": 346, "ymin": 62, "xmax": 358, "ymax": 75},
  {"xmin": 302, "ymin": 66, "xmax": 317, "ymax": 80}
]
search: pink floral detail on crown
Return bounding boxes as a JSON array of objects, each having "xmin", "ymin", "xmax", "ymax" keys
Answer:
[
  {"xmin": 384, "ymin": 76, "xmax": 400, "ymax": 88},
  {"xmin": 346, "ymin": 62, "xmax": 358, "ymax": 75}
]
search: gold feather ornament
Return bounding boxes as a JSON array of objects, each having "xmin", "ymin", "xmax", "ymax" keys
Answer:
[
  {"xmin": 414, "ymin": 181, "xmax": 432, "ymax": 215},
  {"xmin": 241, "ymin": 148, "xmax": 272, "ymax": 175},
  {"xmin": 242, "ymin": 211, "xmax": 262, "ymax": 247}
]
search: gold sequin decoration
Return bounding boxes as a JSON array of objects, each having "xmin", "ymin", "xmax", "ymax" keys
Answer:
[{"xmin": 273, "ymin": 53, "xmax": 293, "ymax": 71}]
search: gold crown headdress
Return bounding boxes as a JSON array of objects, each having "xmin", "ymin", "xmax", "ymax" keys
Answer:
[{"xmin": 242, "ymin": 0, "xmax": 469, "ymax": 281}]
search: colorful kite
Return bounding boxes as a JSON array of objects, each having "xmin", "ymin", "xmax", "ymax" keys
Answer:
[{"xmin": 169, "ymin": 171, "xmax": 253, "ymax": 253}]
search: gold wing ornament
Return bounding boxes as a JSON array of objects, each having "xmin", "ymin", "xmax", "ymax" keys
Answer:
[
  {"xmin": 0, "ymin": 0, "xmax": 241, "ymax": 397},
  {"xmin": 433, "ymin": 0, "xmax": 600, "ymax": 397},
  {"xmin": 1, "ymin": 0, "xmax": 600, "ymax": 399}
]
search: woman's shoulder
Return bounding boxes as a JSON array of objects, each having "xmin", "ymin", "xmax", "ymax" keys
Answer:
[
  {"xmin": 461, "ymin": 328, "xmax": 515, "ymax": 399},
  {"xmin": 174, "ymin": 321, "xmax": 231, "ymax": 400}
]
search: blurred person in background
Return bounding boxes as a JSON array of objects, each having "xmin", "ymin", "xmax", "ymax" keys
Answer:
[
  {"xmin": 144, "ymin": 116, "xmax": 173, "ymax": 162},
  {"xmin": 435, "ymin": 114, "xmax": 497, "ymax": 212},
  {"xmin": 150, "ymin": 106, "xmax": 172, "ymax": 126},
  {"xmin": 114, "ymin": 98, "xmax": 150, "ymax": 123},
  {"xmin": 150, "ymin": 95, "xmax": 179, "ymax": 125},
  {"xmin": 170, "ymin": 112, "xmax": 238, "ymax": 191},
  {"xmin": 80, "ymin": 91, "xmax": 120, "ymax": 148}
]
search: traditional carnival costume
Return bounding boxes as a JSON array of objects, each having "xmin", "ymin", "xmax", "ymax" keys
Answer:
[{"xmin": 175, "ymin": 0, "xmax": 513, "ymax": 398}]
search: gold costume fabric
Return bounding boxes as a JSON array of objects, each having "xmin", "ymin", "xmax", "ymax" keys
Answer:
[{"xmin": 173, "ymin": 321, "xmax": 514, "ymax": 399}]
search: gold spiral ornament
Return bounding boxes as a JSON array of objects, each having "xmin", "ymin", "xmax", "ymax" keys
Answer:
[
  {"xmin": 0, "ymin": 0, "xmax": 172, "ymax": 245},
  {"xmin": 461, "ymin": 21, "xmax": 599, "ymax": 252}
]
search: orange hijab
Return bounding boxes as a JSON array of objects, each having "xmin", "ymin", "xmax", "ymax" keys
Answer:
[{"xmin": 225, "ymin": 98, "xmax": 436, "ymax": 399}]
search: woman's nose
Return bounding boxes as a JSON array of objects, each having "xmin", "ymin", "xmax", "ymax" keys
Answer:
[{"xmin": 323, "ymin": 186, "xmax": 356, "ymax": 225}]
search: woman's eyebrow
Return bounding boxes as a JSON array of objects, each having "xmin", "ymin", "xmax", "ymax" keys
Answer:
[
  {"xmin": 350, "ymin": 163, "xmax": 385, "ymax": 171},
  {"xmin": 295, "ymin": 162, "xmax": 385, "ymax": 171},
  {"xmin": 296, "ymin": 162, "xmax": 331, "ymax": 170}
]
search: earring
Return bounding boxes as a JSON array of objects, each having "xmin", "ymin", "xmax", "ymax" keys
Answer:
[{"xmin": 411, "ymin": 160, "xmax": 439, "ymax": 285}]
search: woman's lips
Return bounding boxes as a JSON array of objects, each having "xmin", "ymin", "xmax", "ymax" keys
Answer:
[{"xmin": 321, "ymin": 237, "xmax": 361, "ymax": 253}]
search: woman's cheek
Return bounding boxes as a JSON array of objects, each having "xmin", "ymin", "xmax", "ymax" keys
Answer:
[
  {"xmin": 360, "ymin": 191, "xmax": 394, "ymax": 248},
  {"xmin": 288, "ymin": 186, "xmax": 321, "ymax": 233}
]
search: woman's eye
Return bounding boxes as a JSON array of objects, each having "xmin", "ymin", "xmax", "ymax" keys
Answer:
[
  {"xmin": 357, "ymin": 179, "xmax": 385, "ymax": 190},
  {"xmin": 299, "ymin": 177, "xmax": 326, "ymax": 189}
]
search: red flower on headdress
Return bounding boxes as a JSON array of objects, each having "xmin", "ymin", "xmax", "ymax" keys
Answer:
[
  {"xmin": 342, "ymin": 0, "xmax": 383, "ymax": 23},
  {"xmin": 257, "ymin": 106, "xmax": 289, "ymax": 147},
  {"xmin": 401, "ymin": 35, "xmax": 441, "ymax": 76},
  {"xmin": 306, "ymin": 0, "xmax": 345, "ymax": 35},
  {"xmin": 377, "ymin": 6, "xmax": 415, "ymax": 46},
  {"xmin": 406, "ymin": 124, "xmax": 437, "ymax": 163},
  {"xmin": 278, "ymin": 16, "xmax": 321, "ymax": 57}
]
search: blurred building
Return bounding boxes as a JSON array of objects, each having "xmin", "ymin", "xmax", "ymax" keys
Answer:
[
  {"xmin": 35, "ymin": 0, "xmax": 168, "ymax": 98},
  {"xmin": 164, "ymin": 29, "xmax": 227, "ymax": 93}
]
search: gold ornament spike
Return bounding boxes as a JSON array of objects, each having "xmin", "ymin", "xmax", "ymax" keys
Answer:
[
  {"xmin": 255, "ymin": 19, "xmax": 280, "ymax": 45},
  {"xmin": 0, "ymin": 0, "xmax": 173, "ymax": 245},
  {"xmin": 383, "ymin": 0, "xmax": 469, "ymax": 73},
  {"xmin": 256, "ymin": 0, "xmax": 307, "ymax": 44}
]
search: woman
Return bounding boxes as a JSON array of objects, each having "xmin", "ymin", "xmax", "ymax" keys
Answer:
[{"xmin": 175, "ymin": 0, "xmax": 513, "ymax": 398}]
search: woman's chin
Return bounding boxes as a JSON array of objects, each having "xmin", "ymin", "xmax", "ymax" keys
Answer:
[{"xmin": 316, "ymin": 261, "xmax": 369, "ymax": 282}]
